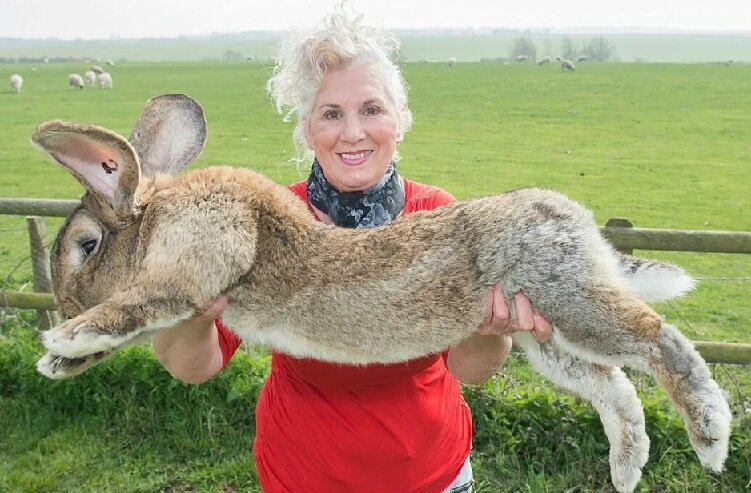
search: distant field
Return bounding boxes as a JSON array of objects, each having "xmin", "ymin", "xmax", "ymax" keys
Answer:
[
  {"xmin": 1, "ymin": 61, "xmax": 750, "ymax": 492},
  {"xmin": 2, "ymin": 31, "xmax": 751, "ymax": 62}
]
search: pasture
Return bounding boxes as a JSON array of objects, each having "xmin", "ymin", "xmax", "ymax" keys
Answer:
[{"xmin": 1, "ymin": 61, "xmax": 750, "ymax": 492}]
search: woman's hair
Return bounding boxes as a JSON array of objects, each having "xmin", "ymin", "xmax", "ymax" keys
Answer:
[{"xmin": 266, "ymin": 5, "xmax": 412, "ymax": 164}]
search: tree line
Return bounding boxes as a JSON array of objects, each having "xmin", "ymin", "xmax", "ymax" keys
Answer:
[{"xmin": 511, "ymin": 35, "xmax": 616, "ymax": 62}]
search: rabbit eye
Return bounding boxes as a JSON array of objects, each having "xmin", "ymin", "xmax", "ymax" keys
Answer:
[{"xmin": 80, "ymin": 239, "xmax": 98, "ymax": 257}]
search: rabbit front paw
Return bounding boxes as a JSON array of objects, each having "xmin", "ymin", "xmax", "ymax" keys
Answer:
[
  {"xmin": 36, "ymin": 352, "xmax": 108, "ymax": 379},
  {"xmin": 41, "ymin": 316, "xmax": 128, "ymax": 358}
]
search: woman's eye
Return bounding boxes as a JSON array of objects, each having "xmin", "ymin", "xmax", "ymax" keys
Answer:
[
  {"xmin": 363, "ymin": 105, "xmax": 381, "ymax": 116},
  {"xmin": 323, "ymin": 110, "xmax": 340, "ymax": 120},
  {"xmin": 80, "ymin": 239, "xmax": 98, "ymax": 257}
]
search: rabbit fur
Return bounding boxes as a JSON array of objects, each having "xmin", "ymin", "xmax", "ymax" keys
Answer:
[{"xmin": 32, "ymin": 94, "xmax": 731, "ymax": 493}]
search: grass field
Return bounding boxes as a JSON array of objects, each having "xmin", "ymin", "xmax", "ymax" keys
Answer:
[{"xmin": 1, "ymin": 61, "xmax": 750, "ymax": 492}]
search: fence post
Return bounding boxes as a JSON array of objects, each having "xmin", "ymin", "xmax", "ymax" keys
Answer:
[
  {"xmin": 26, "ymin": 216, "xmax": 61, "ymax": 330},
  {"xmin": 605, "ymin": 217, "xmax": 634, "ymax": 255}
]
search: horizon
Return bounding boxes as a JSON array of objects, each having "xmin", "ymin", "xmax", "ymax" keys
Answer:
[
  {"xmin": 4, "ymin": 25, "xmax": 751, "ymax": 44},
  {"xmin": 3, "ymin": 0, "xmax": 750, "ymax": 41}
]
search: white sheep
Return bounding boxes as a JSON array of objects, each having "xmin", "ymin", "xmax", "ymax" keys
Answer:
[
  {"xmin": 89, "ymin": 65, "xmax": 105, "ymax": 75},
  {"xmin": 561, "ymin": 59, "xmax": 576, "ymax": 72},
  {"xmin": 9, "ymin": 74, "xmax": 23, "ymax": 93},
  {"xmin": 448, "ymin": 57, "xmax": 457, "ymax": 67},
  {"xmin": 68, "ymin": 73, "xmax": 84, "ymax": 89},
  {"xmin": 84, "ymin": 70, "xmax": 96, "ymax": 86},
  {"xmin": 516, "ymin": 55, "xmax": 529, "ymax": 62},
  {"xmin": 96, "ymin": 72, "xmax": 113, "ymax": 89}
]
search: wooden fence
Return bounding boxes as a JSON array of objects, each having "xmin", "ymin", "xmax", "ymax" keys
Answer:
[{"xmin": 2, "ymin": 197, "xmax": 751, "ymax": 365}]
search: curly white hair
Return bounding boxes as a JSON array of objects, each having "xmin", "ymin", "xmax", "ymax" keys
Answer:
[{"xmin": 266, "ymin": 4, "xmax": 413, "ymax": 164}]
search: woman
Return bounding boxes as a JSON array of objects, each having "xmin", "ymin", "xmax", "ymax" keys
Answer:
[{"xmin": 154, "ymin": 7, "xmax": 551, "ymax": 493}]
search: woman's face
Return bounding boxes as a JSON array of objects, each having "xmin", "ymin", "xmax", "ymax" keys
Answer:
[{"xmin": 304, "ymin": 66, "xmax": 401, "ymax": 192}]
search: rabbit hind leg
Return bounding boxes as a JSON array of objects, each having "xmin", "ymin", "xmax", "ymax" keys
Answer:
[
  {"xmin": 514, "ymin": 332, "xmax": 649, "ymax": 493},
  {"xmin": 554, "ymin": 286, "xmax": 731, "ymax": 473},
  {"xmin": 646, "ymin": 323, "xmax": 732, "ymax": 472}
]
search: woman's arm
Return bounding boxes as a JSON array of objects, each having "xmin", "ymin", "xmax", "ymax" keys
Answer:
[
  {"xmin": 152, "ymin": 297, "xmax": 229, "ymax": 384},
  {"xmin": 446, "ymin": 287, "xmax": 552, "ymax": 385}
]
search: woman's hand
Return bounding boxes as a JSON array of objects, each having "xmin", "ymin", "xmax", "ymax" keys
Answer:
[
  {"xmin": 447, "ymin": 284, "xmax": 552, "ymax": 385},
  {"xmin": 477, "ymin": 284, "xmax": 552, "ymax": 342},
  {"xmin": 152, "ymin": 296, "xmax": 228, "ymax": 384}
]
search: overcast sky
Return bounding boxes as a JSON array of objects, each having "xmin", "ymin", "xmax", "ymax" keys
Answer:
[{"xmin": 3, "ymin": 0, "xmax": 750, "ymax": 40}]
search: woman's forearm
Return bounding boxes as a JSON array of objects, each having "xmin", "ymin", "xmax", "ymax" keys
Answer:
[
  {"xmin": 152, "ymin": 319, "xmax": 224, "ymax": 384},
  {"xmin": 446, "ymin": 333, "xmax": 512, "ymax": 385}
]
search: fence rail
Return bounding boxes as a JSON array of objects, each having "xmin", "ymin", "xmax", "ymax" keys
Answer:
[
  {"xmin": 0, "ymin": 198, "xmax": 79, "ymax": 217},
  {"xmin": 2, "ymin": 198, "xmax": 750, "ymax": 365},
  {"xmin": 602, "ymin": 225, "xmax": 751, "ymax": 254}
]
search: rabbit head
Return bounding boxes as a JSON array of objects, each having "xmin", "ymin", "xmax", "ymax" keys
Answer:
[{"xmin": 33, "ymin": 94, "xmax": 207, "ymax": 318}]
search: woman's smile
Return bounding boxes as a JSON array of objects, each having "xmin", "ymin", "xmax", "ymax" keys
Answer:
[{"xmin": 338, "ymin": 150, "xmax": 373, "ymax": 166}]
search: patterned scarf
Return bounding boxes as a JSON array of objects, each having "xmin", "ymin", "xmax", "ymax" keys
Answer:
[{"xmin": 306, "ymin": 159, "xmax": 405, "ymax": 228}]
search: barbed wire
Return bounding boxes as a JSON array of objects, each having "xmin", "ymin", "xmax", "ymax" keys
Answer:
[{"xmin": 696, "ymin": 277, "xmax": 751, "ymax": 282}]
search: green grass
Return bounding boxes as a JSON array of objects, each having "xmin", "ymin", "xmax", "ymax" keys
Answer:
[{"xmin": 1, "ymin": 61, "xmax": 750, "ymax": 492}]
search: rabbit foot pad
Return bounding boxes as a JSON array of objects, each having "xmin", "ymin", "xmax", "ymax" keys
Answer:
[
  {"xmin": 692, "ymin": 402, "xmax": 732, "ymax": 473},
  {"xmin": 611, "ymin": 456, "xmax": 647, "ymax": 493},
  {"xmin": 610, "ymin": 441, "xmax": 650, "ymax": 493}
]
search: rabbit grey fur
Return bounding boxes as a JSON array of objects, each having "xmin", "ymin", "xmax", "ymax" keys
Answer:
[{"xmin": 32, "ymin": 94, "xmax": 730, "ymax": 493}]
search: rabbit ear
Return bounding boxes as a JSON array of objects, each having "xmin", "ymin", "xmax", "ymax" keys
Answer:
[
  {"xmin": 129, "ymin": 93, "xmax": 207, "ymax": 177},
  {"xmin": 32, "ymin": 121, "xmax": 141, "ymax": 217}
]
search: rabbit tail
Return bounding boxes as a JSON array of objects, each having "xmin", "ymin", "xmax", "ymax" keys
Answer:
[{"xmin": 616, "ymin": 254, "xmax": 695, "ymax": 302}]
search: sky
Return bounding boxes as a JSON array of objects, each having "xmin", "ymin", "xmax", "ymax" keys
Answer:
[{"xmin": 3, "ymin": 0, "xmax": 750, "ymax": 40}]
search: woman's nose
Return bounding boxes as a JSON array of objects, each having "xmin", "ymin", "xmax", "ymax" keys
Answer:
[{"xmin": 341, "ymin": 115, "xmax": 366, "ymax": 143}]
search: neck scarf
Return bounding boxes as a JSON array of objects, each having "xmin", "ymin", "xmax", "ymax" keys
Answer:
[{"xmin": 306, "ymin": 159, "xmax": 405, "ymax": 228}]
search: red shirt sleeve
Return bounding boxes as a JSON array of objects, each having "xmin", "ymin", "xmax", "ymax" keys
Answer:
[
  {"xmin": 216, "ymin": 318, "xmax": 242, "ymax": 368},
  {"xmin": 402, "ymin": 179, "xmax": 456, "ymax": 213}
]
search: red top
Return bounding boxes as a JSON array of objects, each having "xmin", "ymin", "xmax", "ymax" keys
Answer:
[{"xmin": 216, "ymin": 178, "xmax": 472, "ymax": 493}]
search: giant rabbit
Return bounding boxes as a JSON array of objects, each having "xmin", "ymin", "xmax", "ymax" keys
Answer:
[{"xmin": 32, "ymin": 94, "xmax": 731, "ymax": 493}]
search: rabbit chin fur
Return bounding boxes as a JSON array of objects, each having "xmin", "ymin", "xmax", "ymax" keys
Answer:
[{"xmin": 32, "ymin": 94, "xmax": 730, "ymax": 493}]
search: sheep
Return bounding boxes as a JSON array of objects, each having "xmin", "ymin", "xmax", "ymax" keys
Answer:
[
  {"xmin": 9, "ymin": 74, "xmax": 23, "ymax": 93},
  {"xmin": 577, "ymin": 55, "xmax": 588, "ymax": 62},
  {"xmin": 89, "ymin": 65, "xmax": 105, "ymax": 75},
  {"xmin": 448, "ymin": 56, "xmax": 457, "ymax": 67},
  {"xmin": 538, "ymin": 55, "xmax": 552, "ymax": 65},
  {"xmin": 68, "ymin": 73, "xmax": 84, "ymax": 89},
  {"xmin": 84, "ymin": 70, "xmax": 96, "ymax": 86},
  {"xmin": 561, "ymin": 59, "xmax": 576, "ymax": 72},
  {"xmin": 106, "ymin": 59, "xmax": 114, "ymax": 67},
  {"xmin": 96, "ymin": 72, "xmax": 113, "ymax": 89},
  {"xmin": 516, "ymin": 55, "xmax": 529, "ymax": 62}
]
